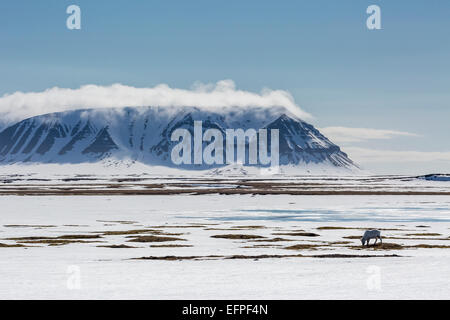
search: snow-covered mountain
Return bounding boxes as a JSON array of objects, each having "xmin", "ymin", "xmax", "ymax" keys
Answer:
[{"xmin": 0, "ymin": 106, "xmax": 358, "ymax": 173}]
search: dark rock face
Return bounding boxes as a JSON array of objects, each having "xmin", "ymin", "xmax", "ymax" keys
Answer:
[
  {"xmin": 59, "ymin": 121, "xmax": 96, "ymax": 155},
  {"xmin": 264, "ymin": 114, "xmax": 354, "ymax": 167},
  {"xmin": 0, "ymin": 106, "xmax": 358, "ymax": 170},
  {"xmin": 82, "ymin": 127, "xmax": 118, "ymax": 156}
]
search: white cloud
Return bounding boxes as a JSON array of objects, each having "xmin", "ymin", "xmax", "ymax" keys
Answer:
[
  {"xmin": 344, "ymin": 147, "xmax": 450, "ymax": 163},
  {"xmin": 0, "ymin": 80, "xmax": 311, "ymax": 125},
  {"xmin": 320, "ymin": 126, "xmax": 419, "ymax": 143}
]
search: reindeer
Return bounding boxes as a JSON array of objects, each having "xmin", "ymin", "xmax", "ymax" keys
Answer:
[{"xmin": 361, "ymin": 230, "xmax": 382, "ymax": 246}]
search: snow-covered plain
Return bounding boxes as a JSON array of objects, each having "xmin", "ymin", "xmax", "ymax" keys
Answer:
[{"xmin": 1, "ymin": 193, "xmax": 450, "ymax": 299}]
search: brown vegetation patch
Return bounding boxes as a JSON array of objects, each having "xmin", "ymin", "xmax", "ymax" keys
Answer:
[
  {"xmin": 273, "ymin": 232, "xmax": 320, "ymax": 237},
  {"xmin": 5, "ymin": 234, "xmax": 102, "ymax": 241},
  {"xmin": 17, "ymin": 239, "xmax": 100, "ymax": 246},
  {"xmin": 317, "ymin": 226, "xmax": 355, "ymax": 230},
  {"xmin": 150, "ymin": 244, "xmax": 193, "ymax": 248},
  {"xmin": 57, "ymin": 234, "xmax": 103, "ymax": 239},
  {"xmin": 241, "ymin": 244, "xmax": 283, "ymax": 248},
  {"xmin": 133, "ymin": 255, "xmax": 217, "ymax": 261},
  {"xmin": 127, "ymin": 235, "xmax": 186, "ymax": 243},
  {"xmin": 350, "ymin": 243, "xmax": 404, "ymax": 250},
  {"xmin": 409, "ymin": 244, "xmax": 450, "ymax": 249},
  {"xmin": 311, "ymin": 253, "xmax": 401, "ymax": 258},
  {"xmin": 211, "ymin": 234, "xmax": 266, "ymax": 240},
  {"xmin": 151, "ymin": 231, "xmax": 185, "ymax": 236},
  {"xmin": 2, "ymin": 186, "xmax": 450, "ymax": 196},
  {"xmin": 224, "ymin": 254, "xmax": 304, "ymax": 260},
  {"xmin": 102, "ymin": 229, "xmax": 157, "ymax": 236},
  {"xmin": 328, "ymin": 241, "xmax": 352, "ymax": 245},
  {"xmin": 132, "ymin": 252, "xmax": 401, "ymax": 261},
  {"xmin": 3, "ymin": 225, "xmax": 56, "ymax": 228},
  {"xmin": 97, "ymin": 244, "xmax": 138, "ymax": 248},
  {"xmin": 284, "ymin": 244, "xmax": 322, "ymax": 250},
  {"xmin": 5, "ymin": 236, "xmax": 50, "ymax": 241},
  {"xmin": 0, "ymin": 242, "xmax": 27, "ymax": 247},
  {"xmin": 149, "ymin": 225, "xmax": 206, "ymax": 229},
  {"xmin": 63, "ymin": 225, "xmax": 89, "ymax": 227},
  {"xmin": 230, "ymin": 226, "xmax": 266, "ymax": 230},
  {"xmin": 97, "ymin": 220, "xmax": 137, "ymax": 224},
  {"xmin": 346, "ymin": 242, "xmax": 450, "ymax": 250},
  {"xmin": 384, "ymin": 236, "xmax": 450, "ymax": 241},
  {"xmin": 101, "ymin": 229, "xmax": 184, "ymax": 236},
  {"xmin": 319, "ymin": 226, "xmax": 411, "ymax": 231},
  {"xmin": 405, "ymin": 233, "xmax": 441, "ymax": 237},
  {"xmin": 251, "ymin": 238, "xmax": 293, "ymax": 242}
]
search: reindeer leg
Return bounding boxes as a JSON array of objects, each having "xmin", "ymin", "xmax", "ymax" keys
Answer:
[{"xmin": 374, "ymin": 237, "xmax": 378, "ymax": 245}]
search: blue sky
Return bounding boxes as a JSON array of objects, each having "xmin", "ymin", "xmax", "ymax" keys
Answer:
[{"xmin": 1, "ymin": 0, "xmax": 449, "ymax": 174}]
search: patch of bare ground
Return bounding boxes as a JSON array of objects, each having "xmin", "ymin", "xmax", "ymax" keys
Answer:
[
  {"xmin": 3, "ymin": 225, "xmax": 57, "ymax": 228},
  {"xmin": 241, "ymin": 244, "xmax": 283, "ymax": 248},
  {"xmin": 150, "ymin": 244, "xmax": 193, "ymax": 248},
  {"xmin": 349, "ymin": 243, "xmax": 450, "ymax": 250},
  {"xmin": 317, "ymin": 226, "xmax": 355, "ymax": 230},
  {"xmin": 17, "ymin": 239, "xmax": 102, "ymax": 246},
  {"xmin": 102, "ymin": 229, "xmax": 156, "ymax": 236},
  {"xmin": 318, "ymin": 226, "xmax": 412, "ymax": 231},
  {"xmin": 97, "ymin": 220, "xmax": 137, "ymax": 224},
  {"xmin": 310, "ymin": 254, "xmax": 401, "ymax": 258},
  {"xmin": 152, "ymin": 231, "xmax": 186, "ymax": 236},
  {"xmin": 386, "ymin": 236, "xmax": 450, "ymax": 241},
  {"xmin": 100, "ymin": 229, "xmax": 184, "ymax": 236},
  {"xmin": 127, "ymin": 235, "xmax": 186, "ymax": 243},
  {"xmin": 132, "ymin": 253, "xmax": 400, "ymax": 261},
  {"xmin": 5, "ymin": 234, "xmax": 102, "ymax": 241},
  {"xmin": 251, "ymin": 238, "xmax": 293, "ymax": 242},
  {"xmin": 97, "ymin": 244, "xmax": 138, "ymax": 248},
  {"xmin": 57, "ymin": 234, "xmax": 103, "ymax": 239},
  {"xmin": 2, "ymin": 187, "xmax": 450, "ymax": 196},
  {"xmin": 416, "ymin": 225, "xmax": 430, "ymax": 228},
  {"xmin": 405, "ymin": 233, "xmax": 442, "ymax": 236},
  {"xmin": 341, "ymin": 235, "xmax": 447, "ymax": 241},
  {"xmin": 343, "ymin": 236, "xmax": 363, "ymax": 240},
  {"xmin": 230, "ymin": 226, "xmax": 266, "ymax": 230},
  {"xmin": 272, "ymin": 232, "xmax": 320, "ymax": 237},
  {"xmin": 211, "ymin": 234, "xmax": 266, "ymax": 240},
  {"xmin": 0, "ymin": 242, "xmax": 27, "ymax": 247},
  {"xmin": 132, "ymin": 255, "xmax": 220, "ymax": 261},
  {"xmin": 284, "ymin": 244, "xmax": 322, "ymax": 250},
  {"xmin": 224, "ymin": 254, "xmax": 304, "ymax": 260},
  {"xmin": 133, "ymin": 254, "xmax": 305, "ymax": 261},
  {"xmin": 409, "ymin": 244, "xmax": 450, "ymax": 249},
  {"xmin": 328, "ymin": 241, "xmax": 352, "ymax": 245},
  {"xmin": 349, "ymin": 243, "xmax": 404, "ymax": 250},
  {"xmin": 63, "ymin": 225, "xmax": 89, "ymax": 227},
  {"xmin": 149, "ymin": 225, "xmax": 206, "ymax": 229}
]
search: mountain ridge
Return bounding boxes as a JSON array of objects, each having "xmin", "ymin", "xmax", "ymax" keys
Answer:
[{"xmin": 0, "ymin": 106, "xmax": 359, "ymax": 173}]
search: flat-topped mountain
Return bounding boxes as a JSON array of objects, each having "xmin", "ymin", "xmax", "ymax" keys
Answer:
[{"xmin": 0, "ymin": 106, "xmax": 358, "ymax": 173}]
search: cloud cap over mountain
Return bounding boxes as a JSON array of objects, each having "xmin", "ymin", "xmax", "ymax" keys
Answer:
[{"xmin": 0, "ymin": 80, "xmax": 311, "ymax": 126}]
